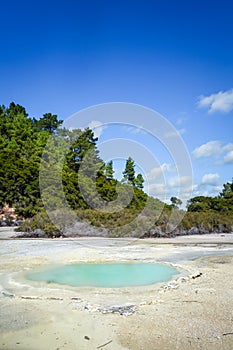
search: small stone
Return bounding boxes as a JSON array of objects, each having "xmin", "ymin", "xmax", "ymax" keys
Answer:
[
  {"xmin": 84, "ymin": 336, "xmax": 90, "ymax": 340},
  {"xmin": 2, "ymin": 291, "xmax": 14, "ymax": 298}
]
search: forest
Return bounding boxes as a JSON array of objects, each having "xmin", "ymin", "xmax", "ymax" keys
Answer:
[{"xmin": 0, "ymin": 102, "xmax": 233, "ymax": 237}]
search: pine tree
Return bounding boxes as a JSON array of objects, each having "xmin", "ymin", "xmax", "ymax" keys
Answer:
[
  {"xmin": 135, "ymin": 173, "xmax": 144, "ymax": 189},
  {"xmin": 36, "ymin": 113, "xmax": 63, "ymax": 133},
  {"xmin": 105, "ymin": 160, "xmax": 114, "ymax": 179},
  {"xmin": 122, "ymin": 157, "xmax": 135, "ymax": 185}
]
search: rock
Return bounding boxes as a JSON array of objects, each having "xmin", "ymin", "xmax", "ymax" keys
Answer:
[
  {"xmin": 63, "ymin": 221, "xmax": 108, "ymax": 237},
  {"xmin": 14, "ymin": 220, "xmax": 23, "ymax": 226},
  {"xmin": 191, "ymin": 271, "xmax": 203, "ymax": 279},
  {"xmin": 163, "ymin": 280, "xmax": 178, "ymax": 290},
  {"xmin": 98, "ymin": 303, "xmax": 136, "ymax": 316},
  {"xmin": 84, "ymin": 304, "xmax": 91, "ymax": 310},
  {"xmin": 0, "ymin": 221, "xmax": 7, "ymax": 227},
  {"xmin": 71, "ymin": 297, "xmax": 82, "ymax": 301},
  {"xmin": 2, "ymin": 291, "xmax": 14, "ymax": 298},
  {"xmin": 16, "ymin": 229, "xmax": 48, "ymax": 238},
  {"xmin": 188, "ymin": 227, "xmax": 199, "ymax": 235},
  {"xmin": 179, "ymin": 277, "xmax": 189, "ymax": 283}
]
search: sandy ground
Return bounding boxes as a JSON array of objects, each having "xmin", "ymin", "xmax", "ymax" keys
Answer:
[{"xmin": 0, "ymin": 228, "xmax": 233, "ymax": 349}]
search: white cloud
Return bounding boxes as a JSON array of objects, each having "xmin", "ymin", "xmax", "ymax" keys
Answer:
[
  {"xmin": 198, "ymin": 184, "xmax": 222, "ymax": 198},
  {"xmin": 148, "ymin": 183, "xmax": 166, "ymax": 197},
  {"xmin": 185, "ymin": 181, "xmax": 221, "ymax": 201},
  {"xmin": 224, "ymin": 150, "xmax": 233, "ymax": 164},
  {"xmin": 192, "ymin": 141, "xmax": 222, "ymax": 158},
  {"xmin": 191, "ymin": 174, "xmax": 222, "ymax": 198},
  {"xmin": 124, "ymin": 125, "xmax": 146, "ymax": 135},
  {"xmin": 176, "ymin": 114, "xmax": 187, "ymax": 126},
  {"xmin": 198, "ymin": 88, "xmax": 233, "ymax": 114},
  {"xmin": 222, "ymin": 143, "xmax": 233, "ymax": 152},
  {"xmin": 168, "ymin": 175, "xmax": 193, "ymax": 188},
  {"xmin": 201, "ymin": 185, "xmax": 222, "ymax": 197},
  {"xmin": 201, "ymin": 173, "xmax": 220, "ymax": 186},
  {"xmin": 193, "ymin": 141, "xmax": 233, "ymax": 163},
  {"xmin": 147, "ymin": 174, "xmax": 194, "ymax": 207},
  {"xmin": 164, "ymin": 128, "xmax": 186, "ymax": 138},
  {"xmin": 146, "ymin": 163, "xmax": 173, "ymax": 182},
  {"xmin": 88, "ymin": 120, "xmax": 105, "ymax": 138},
  {"xmin": 168, "ymin": 176, "xmax": 194, "ymax": 204}
]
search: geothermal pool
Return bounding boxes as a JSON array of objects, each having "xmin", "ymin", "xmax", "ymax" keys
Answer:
[{"xmin": 26, "ymin": 263, "xmax": 179, "ymax": 288}]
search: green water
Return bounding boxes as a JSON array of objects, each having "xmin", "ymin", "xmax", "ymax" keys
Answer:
[{"xmin": 26, "ymin": 263, "xmax": 179, "ymax": 288}]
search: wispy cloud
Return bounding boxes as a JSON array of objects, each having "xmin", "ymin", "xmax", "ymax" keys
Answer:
[
  {"xmin": 88, "ymin": 120, "xmax": 105, "ymax": 138},
  {"xmin": 146, "ymin": 163, "xmax": 173, "ymax": 182},
  {"xmin": 175, "ymin": 113, "xmax": 188, "ymax": 126},
  {"xmin": 164, "ymin": 128, "xmax": 186, "ymax": 138},
  {"xmin": 224, "ymin": 150, "xmax": 233, "ymax": 164},
  {"xmin": 198, "ymin": 88, "xmax": 233, "ymax": 114},
  {"xmin": 148, "ymin": 183, "xmax": 166, "ymax": 197},
  {"xmin": 193, "ymin": 141, "xmax": 233, "ymax": 163},
  {"xmin": 192, "ymin": 141, "xmax": 222, "ymax": 158},
  {"xmin": 147, "ymin": 172, "xmax": 195, "ymax": 206},
  {"xmin": 201, "ymin": 186, "xmax": 223, "ymax": 197},
  {"xmin": 201, "ymin": 173, "xmax": 220, "ymax": 186},
  {"xmin": 124, "ymin": 125, "xmax": 146, "ymax": 135},
  {"xmin": 146, "ymin": 165, "xmax": 193, "ymax": 204},
  {"xmin": 189, "ymin": 181, "xmax": 222, "ymax": 199},
  {"xmin": 168, "ymin": 175, "xmax": 193, "ymax": 188},
  {"xmin": 167, "ymin": 175, "xmax": 194, "ymax": 202},
  {"xmin": 190, "ymin": 173, "xmax": 222, "ymax": 198},
  {"xmin": 223, "ymin": 143, "xmax": 233, "ymax": 152}
]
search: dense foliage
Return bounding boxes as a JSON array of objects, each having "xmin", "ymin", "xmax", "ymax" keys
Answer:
[
  {"xmin": 187, "ymin": 181, "xmax": 233, "ymax": 213},
  {"xmin": 0, "ymin": 102, "xmax": 160, "ymax": 235}
]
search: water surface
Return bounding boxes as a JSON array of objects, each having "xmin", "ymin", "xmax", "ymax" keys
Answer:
[{"xmin": 26, "ymin": 263, "xmax": 179, "ymax": 288}]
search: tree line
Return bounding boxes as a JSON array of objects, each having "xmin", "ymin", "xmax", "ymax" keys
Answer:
[
  {"xmin": 0, "ymin": 102, "xmax": 145, "ymax": 218},
  {"xmin": 187, "ymin": 180, "xmax": 233, "ymax": 213}
]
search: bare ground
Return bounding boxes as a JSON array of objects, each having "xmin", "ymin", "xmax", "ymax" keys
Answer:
[{"xmin": 0, "ymin": 234, "xmax": 233, "ymax": 350}]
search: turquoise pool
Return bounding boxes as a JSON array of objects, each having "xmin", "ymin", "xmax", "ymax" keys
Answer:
[{"xmin": 26, "ymin": 263, "xmax": 179, "ymax": 288}]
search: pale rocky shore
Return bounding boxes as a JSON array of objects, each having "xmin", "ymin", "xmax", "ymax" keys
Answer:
[{"xmin": 0, "ymin": 229, "xmax": 233, "ymax": 349}]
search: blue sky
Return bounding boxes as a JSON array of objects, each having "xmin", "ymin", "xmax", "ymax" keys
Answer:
[{"xmin": 1, "ymin": 0, "xmax": 233, "ymax": 205}]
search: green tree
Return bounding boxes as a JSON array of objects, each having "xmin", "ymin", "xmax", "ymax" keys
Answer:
[
  {"xmin": 135, "ymin": 173, "xmax": 144, "ymax": 189},
  {"xmin": 187, "ymin": 196, "xmax": 212, "ymax": 212},
  {"xmin": 122, "ymin": 157, "xmax": 135, "ymax": 185},
  {"xmin": 170, "ymin": 196, "xmax": 182, "ymax": 208},
  {"xmin": 219, "ymin": 179, "xmax": 233, "ymax": 198},
  {"xmin": 105, "ymin": 160, "xmax": 114, "ymax": 179},
  {"xmin": 63, "ymin": 127, "xmax": 106, "ymax": 209},
  {"xmin": 36, "ymin": 113, "xmax": 63, "ymax": 133},
  {"xmin": 0, "ymin": 103, "xmax": 64, "ymax": 216},
  {"xmin": 65, "ymin": 128, "xmax": 99, "ymax": 172},
  {"xmin": 1, "ymin": 126, "xmax": 29, "ymax": 212}
]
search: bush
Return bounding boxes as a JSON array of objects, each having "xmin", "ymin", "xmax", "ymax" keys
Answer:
[{"xmin": 16, "ymin": 210, "xmax": 62, "ymax": 236}]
